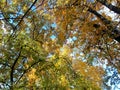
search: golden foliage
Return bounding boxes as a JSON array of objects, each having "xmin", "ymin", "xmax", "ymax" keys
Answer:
[
  {"xmin": 73, "ymin": 60, "xmax": 104, "ymax": 86},
  {"xmin": 26, "ymin": 68, "xmax": 38, "ymax": 86}
]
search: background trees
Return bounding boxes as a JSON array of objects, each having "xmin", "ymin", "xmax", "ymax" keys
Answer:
[{"xmin": 0, "ymin": 0, "xmax": 120, "ymax": 89}]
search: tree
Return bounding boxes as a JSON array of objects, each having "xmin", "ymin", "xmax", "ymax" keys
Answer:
[
  {"xmin": 53, "ymin": 0, "xmax": 120, "ymax": 69},
  {"xmin": 0, "ymin": 0, "xmax": 120, "ymax": 89}
]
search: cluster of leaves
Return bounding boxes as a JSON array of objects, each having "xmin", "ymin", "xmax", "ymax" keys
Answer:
[
  {"xmin": 0, "ymin": 0, "xmax": 120, "ymax": 90},
  {"xmin": 0, "ymin": 29, "xmax": 103, "ymax": 89},
  {"xmin": 52, "ymin": 0, "xmax": 120, "ymax": 70}
]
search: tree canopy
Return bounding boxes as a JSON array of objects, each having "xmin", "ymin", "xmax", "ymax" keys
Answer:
[{"xmin": 0, "ymin": 0, "xmax": 120, "ymax": 90}]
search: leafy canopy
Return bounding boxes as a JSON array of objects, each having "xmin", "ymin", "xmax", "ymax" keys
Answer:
[{"xmin": 0, "ymin": 0, "xmax": 120, "ymax": 89}]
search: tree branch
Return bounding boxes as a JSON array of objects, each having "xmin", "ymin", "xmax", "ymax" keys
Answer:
[
  {"xmin": 13, "ymin": 0, "xmax": 38, "ymax": 31},
  {"xmin": 10, "ymin": 47, "xmax": 22, "ymax": 89},
  {"xmin": 15, "ymin": 59, "xmax": 46, "ymax": 85},
  {"xmin": 32, "ymin": 0, "xmax": 45, "ymax": 11},
  {"xmin": 7, "ymin": 0, "xmax": 38, "ymax": 43},
  {"xmin": 88, "ymin": 7, "xmax": 111, "ymax": 24},
  {"xmin": 88, "ymin": 7, "xmax": 120, "ymax": 42},
  {"xmin": 97, "ymin": 0, "xmax": 120, "ymax": 14}
]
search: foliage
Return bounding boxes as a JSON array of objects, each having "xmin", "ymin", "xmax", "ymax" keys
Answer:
[{"xmin": 0, "ymin": 0, "xmax": 120, "ymax": 90}]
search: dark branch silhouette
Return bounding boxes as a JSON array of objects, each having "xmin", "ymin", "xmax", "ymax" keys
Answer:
[
  {"xmin": 15, "ymin": 59, "xmax": 47, "ymax": 85},
  {"xmin": 10, "ymin": 47, "xmax": 22, "ymax": 89},
  {"xmin": 71, "ymin": 0, "xmax": 120, "ymax": 43},
  {"xmin": 13, "ymin": 0, "xmax": 38, "ymax": 32},
  {"xmin": 97, "ymin": 0, "xmax": 120, "ymax": 14},
  {"xmin": 88, "ymin": 7, "xmax": 111, "ymax": 24},
  {"xmin": 88, "ymin": 7, "xmax": 120, "ymax": 42}
]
